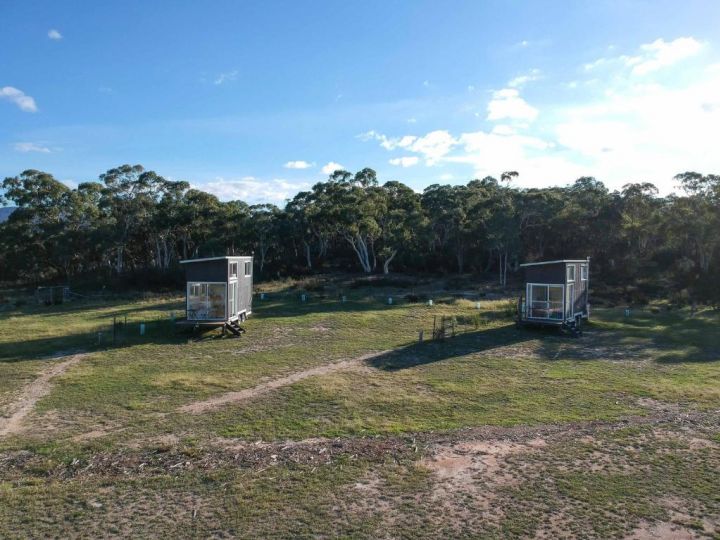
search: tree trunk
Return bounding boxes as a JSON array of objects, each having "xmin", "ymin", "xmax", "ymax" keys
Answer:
[
  {"xmin": 503, "ymin": 251, "xmax": 508, "ymax": 287},
  {"xmin": 344, "ymin": 233, "xmax": 372, "ymax": 273},
  {"xmin": 303, "ymin": 240, "xmax": 312, "ymax": 269},
  {"xmin": 116, "ymin": 245, "xmax": 124, "ymax": 274},
  {"xmin": 382, "ymin": 250, "xmax": 397, "ymax": 275}
]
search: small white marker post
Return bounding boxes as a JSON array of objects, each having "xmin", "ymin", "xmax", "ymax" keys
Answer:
[
  {"xmin": 140, "ymin": 323, "xmax": 146, "ymax": 336},
  {"xmin": 301, "ymin": 294, "xmax": 307, "ymax": 303},
  {"xmin": 387, "ymin": 297, "xmax": 393, "ymax": 305},
  {"xmin": 260, "ymin": 292, "xmax": 266, "ymax": 300},
  {"xmin": 341, "ymin": 295, "xmax": 347, "ymax": 303},
  {"xmin": 475, "ymin": 301, "xmax": 481, "ymax": 310},
  {"xmin": 428, "ymin": 299, "xmax": 433, "ymax": 307}
]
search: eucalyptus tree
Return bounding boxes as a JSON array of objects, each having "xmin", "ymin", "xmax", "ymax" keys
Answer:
[
  {"xmin": 0, "ymin": 170, "xmax": 70, "ymax": 280},
  {"xmin": 247, "ymin": 204, "xmax": 282, "ymax": 275},
  {"xmin": 377, "ymin": 181, "xmax": 425, "ymax": 274}
]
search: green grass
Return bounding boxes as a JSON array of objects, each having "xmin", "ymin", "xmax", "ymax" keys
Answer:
[{"xmin": 1, "ymin": 281, "xmax": 719, "ymax": 538}]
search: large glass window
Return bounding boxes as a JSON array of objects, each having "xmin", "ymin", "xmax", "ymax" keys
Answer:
[
  {"xmin": 528, "ymin": 284, "xmax": 564, "ymax": 319},
  {"xmin": 187, "ymin": 282, "xmax": 226, "ymax": 320}
]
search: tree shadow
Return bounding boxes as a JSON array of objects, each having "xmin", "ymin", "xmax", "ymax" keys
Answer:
[
  {"xmin": 0, "ymin": 318, "xmax": 187, "ymax": 363},
  {"xmin": 367, "ymin": 324, "xmax": 538, "ymax": 371}
]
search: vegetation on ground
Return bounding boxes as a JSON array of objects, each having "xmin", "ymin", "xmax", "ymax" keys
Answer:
[{"xmin": 0, "ymin": 278, "xmax": 718, "ymax": 538}]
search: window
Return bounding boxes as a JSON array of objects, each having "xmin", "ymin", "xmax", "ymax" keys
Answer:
[
  {"xmin": 229, "ymin": 262, "xmax": 238, "ymax": 278},
  {"xmin": 581, "ymin": 264, "xmax": 588, "ymax": 281},
  {"xmin": 187, "ymin": 282, "xmax": 226, "ymax": 320},
  {"xmin": 527, "ymin": 284, "xmax": 564, "ymax": 320},
  {"xmin": 244, "ymin": 261, "xmax": 252, "ymax": 276},
  {"xmin": 566, "ymin": 265, "xmax": 575, "ymax": 282}
]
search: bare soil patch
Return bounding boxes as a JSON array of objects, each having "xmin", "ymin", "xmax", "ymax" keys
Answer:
[
  {"xmin": 178, "ymin": 350, "xmax": 390, "ymax": 414},
  {"xmin": 0, "ymin": 352, "xmax": 86, "ymax": 437}
]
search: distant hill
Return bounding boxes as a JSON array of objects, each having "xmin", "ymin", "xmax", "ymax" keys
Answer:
[{"xmin": 0, "ymin": 207, "xmax": 16, "ymax": 223}]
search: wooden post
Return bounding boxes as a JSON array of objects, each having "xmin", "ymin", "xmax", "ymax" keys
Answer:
[
  {"xmin": 113, "ymin": 316, "xmax": 116, "ymax": 346},
  {"xmin": 432, "ymin": 316, "xmax": 437, "ymax": 340},
  {"xmin": 419, "ymin": 329, "xmax": 424, "ymax": 343}
]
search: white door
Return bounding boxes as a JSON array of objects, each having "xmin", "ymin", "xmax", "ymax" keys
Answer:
[{"xmin": 566, "ymin": 283, "xmax": 575, "ymax": 319}]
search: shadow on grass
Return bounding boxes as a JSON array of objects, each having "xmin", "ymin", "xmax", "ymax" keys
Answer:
[
  {"xmin": 0, "ymin": 318, "xmax": 187, "ymax": 363},
  {"xmin": 367, "ymin": 324, "xmax": 541, "ymax": 371}
]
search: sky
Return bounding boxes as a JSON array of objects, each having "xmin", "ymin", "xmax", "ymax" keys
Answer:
[{"xmin": 1, "ymin": 0, "xmax": 719, "ymax": 204}]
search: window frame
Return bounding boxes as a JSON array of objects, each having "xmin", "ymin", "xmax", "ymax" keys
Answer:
[
  {"xmin": 244, "ymin": 261, "xmax": 252, "ymax": 276},
  {"xmin": 526, "ymin": 283, "xmax": 565, "ymax": 320},
  {"xmin": 229, "ymin": 262, "xmax": 238, "ymax": 278},
  {"xmin": 580, "ymin": 264, "xmax": 588, "ymax": 281},
  {"xmin": 566, "ymin": 264, "xmax": 576, "ymax": 283}
]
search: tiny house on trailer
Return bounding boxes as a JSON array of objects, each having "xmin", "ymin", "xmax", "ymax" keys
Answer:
[
  {"xmin": 517, "ymin": 258, "xmax": 590, "ymax": 334},
  {"xmin": 178, "ymin": 256, "xmax": 253, "ymax": 336}
]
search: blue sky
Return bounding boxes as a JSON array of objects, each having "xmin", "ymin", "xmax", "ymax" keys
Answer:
[{"xmin": 2, "ymin": 0, "xmax": 719, "ymax": 203}]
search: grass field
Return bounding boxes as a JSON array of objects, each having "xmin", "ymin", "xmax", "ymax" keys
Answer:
[{"xmin": 0, "ymin": 278, "xmax": 719, "ymax": 538}]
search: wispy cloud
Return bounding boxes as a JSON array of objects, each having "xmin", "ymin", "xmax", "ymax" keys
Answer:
[
  {"xmin": 360, "ymin": 129, "xmax": 457, "ymax": 165},
  {"xmin": 0, "ymin": 86, "xmax": 38, "ymax": 112},
  {"xmin": 200, "ymin": 176, "xmax": 310, "ymax": 204},
  {"xmin": 624, "ymin": 37, "xmax": 703, "ymax": 75},
  {"xmin": 13, "ymin": 142, "xmax": 51, "ymax": 153},
  {"xmin": 284, "ymin": 160, "xmax": 314, "ymax": 169},
  {"xmin": 214, "ymin": 70, "xmax": 239, "ymax": 85},
  {"xmin": 321, "ymin": 161, "xmax": 345, "ymax": 174},
  {"xmin": 389, "ymin": 156, "xmax": 419, "ymax": 167},
  {"xmin": 584, "ymin": 37, "xmax": 704, "ymax": 76},
  {"xmin": 507, "ymin": 68, "xmax": 541, "ymax": 88},
  {"xmin": 48, "ymin": 29, "xmax": 62, "ymax": 40}
]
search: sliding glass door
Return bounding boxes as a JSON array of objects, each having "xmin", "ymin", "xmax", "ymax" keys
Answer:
[
  {"xmin": 527, "ymin": 284, "xmax": 564, "ymax": 320},
  {"xmin": 187, "ymin": 282, "xmax": 227, "ymax": 320}
]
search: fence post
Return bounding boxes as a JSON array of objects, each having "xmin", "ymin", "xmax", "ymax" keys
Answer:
[{"xmin": 113, "ymin": 316, "xmax": 116, "ymax": 346}]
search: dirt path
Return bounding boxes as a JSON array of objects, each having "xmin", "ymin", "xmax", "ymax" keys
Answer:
[
  {"xmin": 0, "ymin": 352, "xmax": 86, "ymax": 437},
  {"xmin": 179, "ymin": 350, "xmax": 390, "ymax": 414}
]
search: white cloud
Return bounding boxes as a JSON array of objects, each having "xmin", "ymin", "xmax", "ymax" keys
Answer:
[
  {"xmin": 284, "ymin": 160, "xmax": 314, "ymax": 169},
  {"xmin": 0, "ymin": 86, "xmax": 38, "ymax": 112},
  {"xmin": 584, "ymin": 37, "xmax": 703, "ymax": 77},
  {"xmin": 356, "ymin": 36, "xmax": 717, "ymax": 194},
  {"xmin": 360, "ymin": 129, "xmax": 456, "ymax": 165},
  {"xmin": 439, "ymin": 173, "xmax": 454, "ymax": 181},
  {"xmin": 389, "ymin": 156, "xmax": 419, "ymax": 167},
  {"xmin": 201, "ymin": 177, "xmax": 310, "ymax": 204},
  {"xmin": 624, "ymin": 37, "xmax": 703, "ymax": 75},
  {"xmin": 214, "ymin": 70, "xmax": 239, "ymax": 85},
  {"xmin": 486, "ymin": 88, "xmax": 538, "ymax": 122},
  {"xmin": 508, "ymin": 69, "xmax": 541, "ymax": 88},
  {"xmin": 407, "ymin": 117, "xmax": 417, "ymax": 123},
  {"xmin": 321, "ymin": 161, "xmax": 345, "ymax": 174},
  {"xmin": 13, "ymin": 142, "xmax": 51, "ymax": 153},
  {"xmin": 48, "ymin": 29, "xmax": 62, "ymax": 40}
]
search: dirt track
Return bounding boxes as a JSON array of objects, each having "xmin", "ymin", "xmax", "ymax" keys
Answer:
[
  {"xmin": 0, "ymin": 352, "xmax": 85, "ymax": 437},
  {"xmin": 179, "ymin": 350, "xmax": 390, "ymax": 414}
]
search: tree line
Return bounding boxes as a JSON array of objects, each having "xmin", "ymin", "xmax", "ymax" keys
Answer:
[{"xmin": 1, "ymin": 165, "xmax": 718, "ymax": 304}]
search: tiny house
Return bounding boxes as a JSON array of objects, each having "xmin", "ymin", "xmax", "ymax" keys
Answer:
[
  {"xmin": 179, "ymin": 256, "xmax": 253, "ymax": 334},
  {"xmin": 517, "ymin": 258, "xmax": 590, "ymax": 333}
]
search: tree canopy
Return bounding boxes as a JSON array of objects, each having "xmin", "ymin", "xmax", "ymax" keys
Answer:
[{"xmin": 1, "ymin": 165, "xmax": 718, "ymax": 305}]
